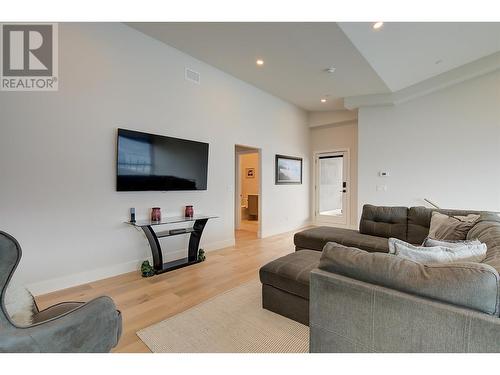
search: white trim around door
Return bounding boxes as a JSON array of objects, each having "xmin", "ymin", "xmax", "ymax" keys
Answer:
[
  {"xmin": 313, "ymin": 148, "xmax": 351, "ymax": 228},
  {"xmin": 234, "ymin": 145, "xmax": 262, "ymax": 238}
]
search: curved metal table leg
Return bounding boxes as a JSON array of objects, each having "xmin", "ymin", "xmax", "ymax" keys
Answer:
[
  {"xmin": 188, "ymin": 218, "xmax": 208, "ymax": 261},
  {"xmin": 141, "ymin": 225, "xmax": 163, "ymax": 271}
]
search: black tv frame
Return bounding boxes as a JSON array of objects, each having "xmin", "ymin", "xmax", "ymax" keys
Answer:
[{"xmin": 116, "ymin": 128, "xmax": 209, "ymax": 192}]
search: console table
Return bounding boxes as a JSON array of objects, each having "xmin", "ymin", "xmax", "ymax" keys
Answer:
[{"xmin": 127, "ymin": 215, "xmax": 217, "ymax": 274}]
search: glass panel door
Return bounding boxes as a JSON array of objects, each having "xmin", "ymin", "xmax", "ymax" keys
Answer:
[{"xmin": 315, "ymin": 151, "xmax": 349, "ymax": 225}]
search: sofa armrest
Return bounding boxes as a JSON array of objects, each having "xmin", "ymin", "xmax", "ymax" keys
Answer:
[{"xmin": 310, "ymin": 269, "xmax": 500, "ymax": 352}]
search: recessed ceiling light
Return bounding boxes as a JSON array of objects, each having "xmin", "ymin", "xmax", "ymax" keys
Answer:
[
  {"xmin": 435, "ymin": 59, "xmax": 443, "ymax": 65},
  {"xmin": 326, "ymin": 67, "xmax": 336, "ymax": 74},
  {"xmin": 256, "ymin": 59, "xmax": 264, "ymax": 66},
  {"xmin": 373, "ymin": 22, "xmax": 384, "ymax": 30},
  {"xmin": 320, "ymin": 98, "xmax": 327, "ymax": 103}
]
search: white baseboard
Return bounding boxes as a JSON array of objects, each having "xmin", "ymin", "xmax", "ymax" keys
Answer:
[
  {"xmin": 28, "ymin": 237, "xmax": 235, "ymax": 296},
  {"xmin": 260, "ymin": 219, "xmax": 312, "ymax": 238},
  {"xmin": 27, "ymin": 259, "xmax": 144, "ymax": 296}
]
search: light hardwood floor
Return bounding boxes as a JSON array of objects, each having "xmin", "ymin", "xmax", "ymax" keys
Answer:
[
  {"xmin": 239, "ymin": 219, "xmax": 259, "ymax": 233},
  {"xmin": 35, "ymin": 228, "xmax": 299, "ymax": 353}
]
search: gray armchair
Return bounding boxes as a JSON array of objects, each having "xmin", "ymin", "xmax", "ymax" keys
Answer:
[{"xmin": 0, "ymin": 231, "xmax": 122, "ymax": 352}]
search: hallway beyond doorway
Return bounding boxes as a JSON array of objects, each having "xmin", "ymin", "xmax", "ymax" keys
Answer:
[{"xmin": 235, "ymin": 145, "xmax": 261, "ymax": 240}]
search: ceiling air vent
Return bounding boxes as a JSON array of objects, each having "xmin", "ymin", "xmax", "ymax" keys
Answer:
[{"xmin": 185, "ymin": 68, "xmax": 200, "ymax": 84}]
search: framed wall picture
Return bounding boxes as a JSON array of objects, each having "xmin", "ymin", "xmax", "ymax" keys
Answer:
[
  {"xmin": 275, "ymin": 155, "xmax": 302, "ymax": 184},
  {"xmin": 246, "ymin": 168, "xmax": 255, "ymax": 178}
]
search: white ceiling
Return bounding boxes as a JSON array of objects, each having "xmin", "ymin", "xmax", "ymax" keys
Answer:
[
  {"xmin": 126, "ymin": 22, "xmax": 390, "ymax": 111},
  {"xmin": 339, "ymin": 22, "xmax": 500, "ymax": 92},
  {"xmin": 127, "ymin": 22, "xmax": 500, "ymax": 111}
]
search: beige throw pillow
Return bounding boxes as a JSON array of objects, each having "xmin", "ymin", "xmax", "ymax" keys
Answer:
[{"xmin": 428, "ymin": 212, "xmax": 480, "ymax": 240}]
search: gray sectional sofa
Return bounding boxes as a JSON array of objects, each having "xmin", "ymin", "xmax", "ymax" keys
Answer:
[{"xmin": 259, "ymin": 204, "xmax": 500, "ymax": 352}]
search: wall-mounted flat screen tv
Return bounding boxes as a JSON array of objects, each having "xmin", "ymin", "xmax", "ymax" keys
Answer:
[{"xmin": 116, "ymin": 128, "xmax": 209, "ymax": 191}]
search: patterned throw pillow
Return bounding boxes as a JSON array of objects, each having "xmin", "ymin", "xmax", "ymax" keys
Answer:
[
  {"xmin": 423, "ymin": 237, "xmax": 482, "ymax": 248},
  {"xmin": 388, "ymin": 237, "xmax": 487, "ymax": 264},
  {"xmin": 428, "ymin": 212, "xmax": 480, "ymax": 240}
]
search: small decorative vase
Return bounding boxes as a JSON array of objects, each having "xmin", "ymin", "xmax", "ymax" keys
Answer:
[
  {"xmin": 151, "ymin": 207, "xmax": 161, "ymax": 222},
  {"xmin": 185, "ymin": 205, "xmax": 194, "ymax": 218}
]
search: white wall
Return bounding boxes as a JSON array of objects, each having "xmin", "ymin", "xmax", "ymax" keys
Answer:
[
  {"xmin": 358, "ymin": 70, "xmax": 500, "ymax": 212},
  {"xmin": 308, "ymin": 110, "xmax": 358, "ymax": 128},
  {"xmin": 0, "ymin": 23, "xmax": 310, "ymax": 294},
  {"xmin": 310, "ymin": 121, "xmax": 359, "ymax": 228}
]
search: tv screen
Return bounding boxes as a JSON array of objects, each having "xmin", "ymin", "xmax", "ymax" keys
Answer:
[{"xmin": 116, "ymin": 128, "xmax": 209, "ymax": 191}]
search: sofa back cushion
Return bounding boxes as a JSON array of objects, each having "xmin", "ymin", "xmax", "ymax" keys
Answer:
[
  {"xmin": 468, "ymin": 214, "xmax": 500, "ymax": 273},
  {"xmin": 359, "ymin": 204, "xmax": 408, "ymax": 241},
  {"xmin": 319, "ymin": 242, "xmax": 500, "ymax": 316},
  {"xmin": 407, "ymin": 207, "xmax": 484, "ymax": 244}
]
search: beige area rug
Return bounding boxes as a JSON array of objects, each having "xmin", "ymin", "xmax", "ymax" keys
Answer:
[{"xmin": 137, "ymin": 280, "xmax": 309, "ymax": 352}]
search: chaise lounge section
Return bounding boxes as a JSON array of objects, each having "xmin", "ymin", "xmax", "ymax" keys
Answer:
[{"xmin": 260, "ymin": 250, "xmax": 321, "ymax": 325}]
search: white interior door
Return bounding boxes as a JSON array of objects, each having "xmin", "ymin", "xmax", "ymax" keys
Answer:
[{"xmin": 314, "ymin": 151, "xmax": 350, "ymax": 226}]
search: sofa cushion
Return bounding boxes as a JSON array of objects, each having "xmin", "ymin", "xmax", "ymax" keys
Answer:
[
  {"xmin": 259, "ymin": 250, "xmax": 321, "ymax": 299},
  {"xmin": 294, "ymin": 226, "xmax": 389, "ymax": 253},
  {"xmin": 407, "ymin": 206, "xmax": 434, "ymax": 244},
  {"xmin": 468, "ymin": 215, "xmax": 500, "ymax": 273},
  {"xmin": 407, "ymin": 207, "xmax": 484, "ymax": 244},
  {"xmin": 319, "ymin": 242, "xmax": 500, "ymax": 316},
  {"xmin": 359, "ymin": 204, "xmax": 408, "ymax": 241}
]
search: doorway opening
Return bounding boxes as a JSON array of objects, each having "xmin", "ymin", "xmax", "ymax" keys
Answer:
[
  {"xmin": 314, "ymin": 149, "xmax": 350, "ymax": 227},
  {"xmin": 235, "ymin": 145, "xmax": 261, "ymax": 241}
]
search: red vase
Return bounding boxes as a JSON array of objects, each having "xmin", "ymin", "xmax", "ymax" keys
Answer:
[
  {"xmin": 151, "ymin": 207, "xmax": 161, "ymax": 222},
  {"xmin": 185, "ymin": 205, "xmax": 194, "ymax": 218}
]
